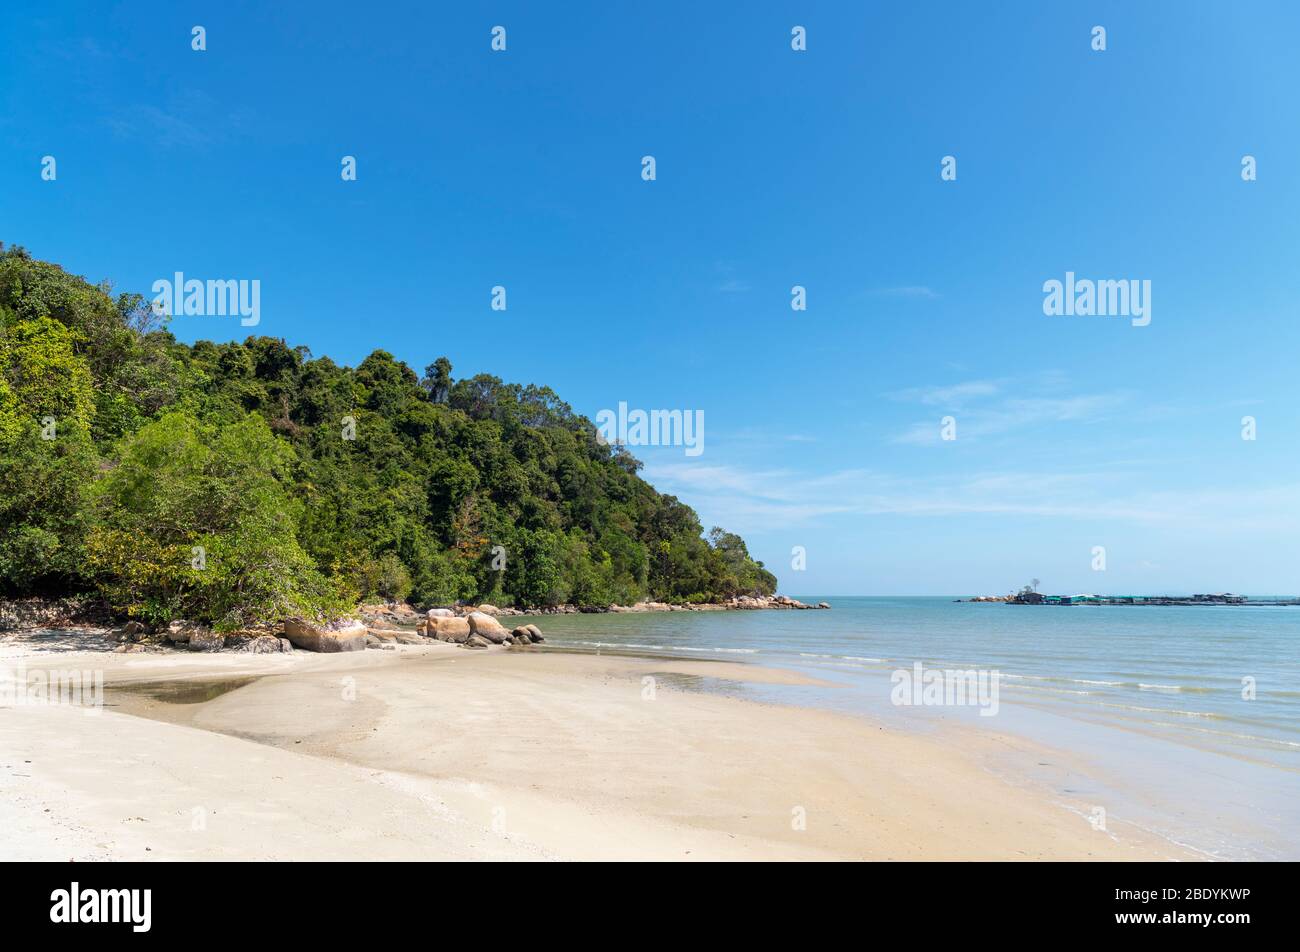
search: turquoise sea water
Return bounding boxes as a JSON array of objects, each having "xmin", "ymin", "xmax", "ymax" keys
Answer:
[{"xmin": 529, "ymin": 596, "xmax": 1300, "ymax": 859}]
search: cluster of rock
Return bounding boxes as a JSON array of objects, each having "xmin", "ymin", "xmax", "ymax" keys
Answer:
[
  {"xmin": 111, "ymin": 619, "xmax": 293, "ymax": 654},
  {"xmin": 96, "ymin": 591, "xmax": 827, "ymax": 655},
  {"xmin": 546, "ymin": 596, "xmax": 831, "ymax": 613},
  {"xmin": 272, "ymin": 608, "xmax": 546, "ymax": 653},
  {"xmin": 725, "ymin": 594, "xmax": 830, "ymax": 610},
  {"xmin": 101, "ymin": 604, "xmax": 547, "ymax": 655},
  {"xmin": 361, "ymin": 596, "xmax": 831, "ymax": 619},
  {"xmin": 418, "ymin": 609, "xmax": 544, "ymax": 648},
  {"xmin": 609, "ymin": 601, "xmax": 719, "ymax": 613}
]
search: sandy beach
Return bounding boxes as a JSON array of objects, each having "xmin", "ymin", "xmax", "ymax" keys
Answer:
[{"xmin": 0, "ymin": 635, "xmax": 1195, "ymax": 861}]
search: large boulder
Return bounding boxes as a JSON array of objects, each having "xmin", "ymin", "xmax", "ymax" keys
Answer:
[
  {"xmin": 467, "ymin": 611, "xmax": 509, "ymax": 644},
  {"xmin": 465, "ymin": 633, "xmax": 492, "ymax": 648},
  {"xmin": 431, "ymin": 616, "xmax": 471, "ymax": 643},
  {"xmin": 283, "ymin": 617, "xmax": 367, "ymax": 653},
  {"xmin": 475, "ymin": 604, "xmax": 502, "ymax": 615},
  {"xmin": 426, "ymin": 608, "xmax": 455, "ymax": 619}
]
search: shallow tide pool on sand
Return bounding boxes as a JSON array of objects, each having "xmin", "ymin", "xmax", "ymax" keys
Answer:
[{"xmin": 110, "ymin": 676, "xmax": 261, "ymax": 705}]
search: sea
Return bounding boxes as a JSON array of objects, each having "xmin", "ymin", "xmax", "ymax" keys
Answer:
[{"xmin": 531, "ymin": 596, "xmax": 1300, "ymax": 860}]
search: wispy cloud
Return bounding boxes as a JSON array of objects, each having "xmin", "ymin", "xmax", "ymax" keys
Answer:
[
  {"xmin": 103, "ymin": 91, "xmax": 252, "ymax": 149},
  {"xmin": 870, "ymin": 285, "xmax": 940, "ymax": 299},
  {"xmin": 644, "ymin": 461, "xmax": 1300, "ymax": 533},
  {"xmin": 889, "ymin": 375, "xmax": 1130, "ymax": 444},
  {"xmin": 888, "ymin": 379, "xmax": 1004, "ymax": 406}
]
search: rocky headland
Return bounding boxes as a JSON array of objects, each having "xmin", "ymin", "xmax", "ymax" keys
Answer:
[{"xmin": 1, "ymin": 593, "xmax": 828, "ymax": 657}]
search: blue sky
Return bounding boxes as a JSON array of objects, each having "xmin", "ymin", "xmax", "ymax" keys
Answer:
[{"xmin": 3, "ymin": 1, "xmax": 1298, "ymax": 594}]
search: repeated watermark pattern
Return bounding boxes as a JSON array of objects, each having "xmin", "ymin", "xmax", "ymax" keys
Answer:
[
  {"xmin": 595, "ymin": 402, "xmax": 704, "ymax": 457},
  {"xmin": 151, "ymin": 273, "xmax": 261, "ymax": 326},
  {"xmin": 1042, "ymin": 272, "xmax": 1151, "ymax": 327},
  {"xmin": 1, "ymin": 663, "xmax": 103, "ymax": 713},
  {"xmin": 891, "ymin": 662, "xmax": 1000, "ymax": 716}
]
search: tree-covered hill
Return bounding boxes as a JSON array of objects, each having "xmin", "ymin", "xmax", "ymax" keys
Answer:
[{"xmin": 0, "ymin": 244, "xmax": 776, "ymax": 628}]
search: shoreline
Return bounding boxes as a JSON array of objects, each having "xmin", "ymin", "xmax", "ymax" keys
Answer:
[
  {"xmin": 1, "ymin": 634, "xmax": 1194, "ymax": 861},
  {"xmin": 0, "ymin": 593, "xmax": 829, "ymax": 658}
]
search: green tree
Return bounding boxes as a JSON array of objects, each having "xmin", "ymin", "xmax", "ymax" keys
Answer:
[{"xmin": 87, "ymin": 411, "xmax": 349, "ymax": 628}]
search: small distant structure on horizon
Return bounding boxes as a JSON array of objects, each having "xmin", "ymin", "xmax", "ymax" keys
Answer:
[{"xmin": 1002, "ymin": 590, "xmax": 1262, "ymax": 607}]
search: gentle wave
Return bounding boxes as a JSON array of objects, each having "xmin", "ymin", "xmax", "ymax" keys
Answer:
[{"xmin": 570, "ymin": 641, "xmax": 759, "ymax": 655}]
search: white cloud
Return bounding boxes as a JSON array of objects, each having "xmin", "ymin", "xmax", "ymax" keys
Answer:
[
  {"xmin": 644, "ymin": 461, "xmax": 1300, "ymax": 534},
  {"xmin": 888, "ymin": 379, "xmax": 1003, "ymax": 406},
  {"xmin": 890, "ymin": 375, "xmax": 1130, "ymax": 444}
]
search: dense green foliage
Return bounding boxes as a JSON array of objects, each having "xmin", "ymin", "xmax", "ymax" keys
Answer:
[{"xmin": 0, "ymin": 245, "xmax": 776, "ymax": 626}]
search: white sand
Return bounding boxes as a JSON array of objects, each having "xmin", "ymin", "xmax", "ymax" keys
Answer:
[{"xmin": 0, "ymin": 636, "xmax": 1194, "ymax": 860}]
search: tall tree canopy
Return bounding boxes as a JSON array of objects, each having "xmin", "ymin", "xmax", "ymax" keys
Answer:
[{"xmin": 0, "ymin": 244, "xmax": 776, "ymax": 626}]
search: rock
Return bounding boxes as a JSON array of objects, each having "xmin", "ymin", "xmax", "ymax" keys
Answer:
[
  {"xmin": 512, "ymin": 624, "xmax": 544, "ymax": 644},
  {"xmin": 426, "ymin": 608, "xmax": 455, "ymax": 619},
  {"xmin": 467, "ymin": 611, "xmax": 509, "ymax": 643},
  {"xmin": 189, "ymin": 629, "xmax": 225, "ymax": 652},
  {"xmin": 818, "ymin": 601, "xmax": 830, "ymax": 609},
  {"xmin": 430, "ymin": 616, "xmax": 471, "ymax": 642},
  {"xmin": 243, "ymin": 635, "xmax": 285, "ymax": 654},
  {"xmin": 123, "ymin": 620, "xmax": 147, "ymax": 636},
  {"xmin": 465, "ymin": 633, "xmax": 492, "ymax": 648},
  {"xmin": 278, "ymin": 638, "xmax": 294, "ymax": 652},
  {"xmin": 165, "ymin": 623, "xmax": 193, "ymax": 644},
  {"xmin": 394, "ymin": 631, "xmax": 426, "ymax": 645},
  {"xmin": 283, "ymin": 617, "xmax": 367, "ymax": 653},
  {"xmin": 476, "ymin": 604, "xmax": 502, "ymax": 615}
]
